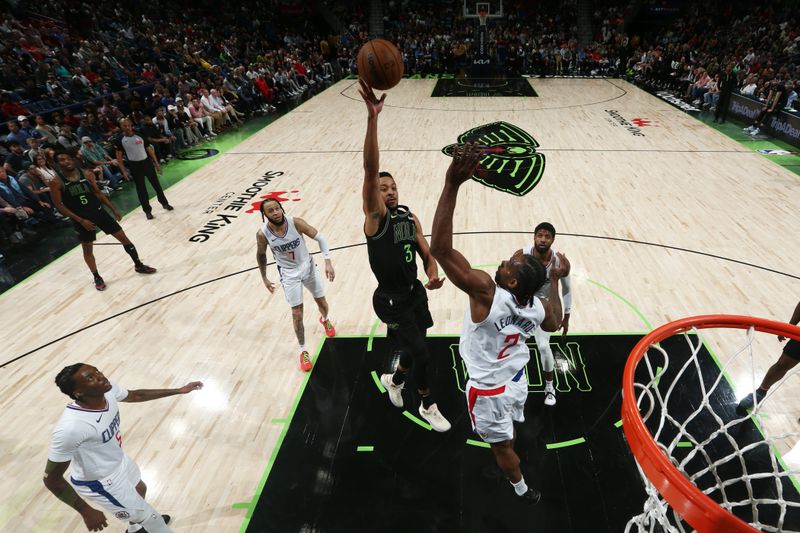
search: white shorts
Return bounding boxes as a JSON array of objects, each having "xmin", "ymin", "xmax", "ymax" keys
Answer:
[
  {"xmin": 279, "ymin": 260, "xmax": 325, "ymax": 307},
  {"xmin": 70, "ymin": 454, "xmax": 150, "ymax": 523},
  {"xmin": 466, "ymin": 375, "xmax": 528, "ymax": 443}
]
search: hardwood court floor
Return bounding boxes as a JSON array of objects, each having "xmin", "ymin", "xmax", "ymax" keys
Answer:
[{"xmin": 1, "ymin": 78, "xmax": 799, "ymax": 532}]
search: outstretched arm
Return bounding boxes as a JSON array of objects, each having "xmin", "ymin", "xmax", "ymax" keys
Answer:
[
  {"xmin": 430, "ymin": 143, "xmax": 494, "ymax": 318},
  {"xmin": 294, "ymin": 217, "xmax": 334, "ymax": 281},
  {"xmin": 121, "ymin": 381, "xmax": 202, "ymax": 403},
  {"xmin": 358, "ymin": 79, "xmax": 387, "ymax": 236}
]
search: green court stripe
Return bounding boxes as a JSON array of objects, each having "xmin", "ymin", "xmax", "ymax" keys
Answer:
[
  {"xmin": 614, "ymin": 419, "xmax": 623, "ymax": 428},
  {"xmin": 271, "ymin": 418, "xmax": 287, "ymax": 424},
  {"xmin": 356, "ymin": 446, "xmax": 374, "ymax": 452},
  {"xmin": 239, "ymin": 337, "xmax": 326, "ymax": 530},
  {"xmin": 402, "ymin": 410, "xmax": 432, "ymax": 431},
  {"xmin": 546, "ymin": 437, "xmax": 586, "ymax": 449},
  {"xmin": 586, "ymin": 277, "xmax": 652, "ymax": 329},
  {"xmin": 366, "ymin": 318, "xmax": 381, "ymax": 352},
  {"xmin": 232, "ymin": 502, "xmax": 250, "ymax": 509},
  {"xmin": 466, "ymin": 439, "xmax": 491, "ymax": 448},
  {"xmin": 654, "ymin": 366, "xmax": 663, "ymax": 387},
  {"xmin": 676, "ymin": 441, "xmax": 693, "ymax": 448},
  {"xmin": 371, "ymin": 370, "xmax": 386, "ymax": 393}
]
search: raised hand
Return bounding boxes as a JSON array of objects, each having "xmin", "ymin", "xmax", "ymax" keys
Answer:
[
  {"xmin": 550, "ymin": 253, "xmax": 570, "ymax": 280},
  {"xmin": 357, "ymin": 78, "xmax": 386, "ymax": 118},
  {"xmin": 177, "ymin": 381, "xmax": 203, "ymax": 394},
  {"xmin": 425, "ymin": 274, "xmax": 446, "ymax": 290},
  {"xmin": 446, "ymin": 142, "xmax": 483, "ymax": 187}
]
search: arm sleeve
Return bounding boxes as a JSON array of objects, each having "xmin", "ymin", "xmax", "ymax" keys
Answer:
[
  {"xmin": 110, "ymin": 382, "xmax": 129, "ymax": 401},
  {"xmin": 312, "ymin": 231, "xmax": 331, "ymax": 259},
  {"xmin": 561, "ymin": 275, "xmax": 572, "ymax": 314}
]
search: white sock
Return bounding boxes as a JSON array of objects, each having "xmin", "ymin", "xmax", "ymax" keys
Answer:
[
  {"xmin": 545, "ymin": 380, "xmax": 554, "ymax": 390},
  {"xmin": 511, "ymin": 476, "xmax": 528, "ymax": 496},
  {"xmin": 300, "ymin": 344, "xmax": 307, "ymax": 353}
]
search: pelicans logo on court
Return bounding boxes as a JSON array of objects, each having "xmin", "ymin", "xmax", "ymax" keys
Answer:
[{"xmin": 442, "ymin": 122, "xmax": 545, "ymax": 197}]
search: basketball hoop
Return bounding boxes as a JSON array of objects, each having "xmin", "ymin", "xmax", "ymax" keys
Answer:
[
  {"xmin": 477, "ymin": 9, "xmax": 488, "ymax": 26},
  {"xmin": 622, "ymin": 315, "xmax": 800, "ymax": 533}
]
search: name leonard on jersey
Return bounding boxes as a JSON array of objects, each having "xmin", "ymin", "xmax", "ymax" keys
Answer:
[{"xmin": 494, "ymin": 313, "xmax": 535, "ymax": 334}]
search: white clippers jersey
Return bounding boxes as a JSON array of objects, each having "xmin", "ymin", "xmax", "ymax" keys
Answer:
[
  {"xmin": 459, "ymin": 285, "xmax": 545, "ymax": 387},
  {"xmin": 48, "ymin": 383, "xmax": 129, "ymax": 481},
  {"xmin": 523, "ymin": 244, "xmax": 561, "ymax": 299},
  {"xmin": 262, "ymin": 216, "xmax": 311, "ymax": 273}
]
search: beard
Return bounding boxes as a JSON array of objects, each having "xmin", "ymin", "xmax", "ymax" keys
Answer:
[{"xmin": 268, "ymin": 214, "xmax": 285, "ymax": 225}]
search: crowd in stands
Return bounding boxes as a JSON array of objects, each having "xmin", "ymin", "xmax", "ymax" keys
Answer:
[
  {"xmin": 340, "ymin": 0, "xmax": 633, "ymax": 77},
  {"xmin": 628, "ymin": 1, "xmax": 799, "ymax": 129},
  {"xmin": 3, "ymin": 0, "xmax": 799, "ymax": 254},
  {"xmin": 0, "ymin": 0, "xmax": 341, "ymax": 248}
]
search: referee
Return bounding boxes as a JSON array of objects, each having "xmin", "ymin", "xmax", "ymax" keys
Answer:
[
  {"xmin": 50, "ymin": 152, "xmax": 156, "ymax": 291},
  {"xmin": 114, "ymin": 118, "xmax": 173, "ymax": 220}
]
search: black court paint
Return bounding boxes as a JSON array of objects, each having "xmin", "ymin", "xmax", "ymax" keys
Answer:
[
  {"xmin": 246, "ymin": 335, "xmax": 799, "ymax": 532},
  {"xmin": 431, "ymin": 78, "xmax": 538, "ymax": 97}
]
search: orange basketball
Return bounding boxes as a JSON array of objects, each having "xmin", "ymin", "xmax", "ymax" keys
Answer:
[{"xmin": 357, "ymin": 39, "xmax": 404, "ymax": 91}]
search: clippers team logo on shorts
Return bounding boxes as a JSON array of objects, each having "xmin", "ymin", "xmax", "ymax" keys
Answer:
[
  {"xmin": 442, "ymin": 122, "xmax": 545, "ymax": 197},
  {"xmin": 115, "ymin": 511, "xmax": 131, "ymax": 520}
]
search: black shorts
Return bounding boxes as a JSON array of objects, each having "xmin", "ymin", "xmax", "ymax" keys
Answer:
[
  {"xmin": 372, "ymin": 279, "xmax": 434, "ymax": 333},
  {"xmin": 783, "ymin": 339, "xmax": 800, "ymax": 361},
  {"xmin": 72, "ymin": 208, "xmax": 121, "ymax": 242}
]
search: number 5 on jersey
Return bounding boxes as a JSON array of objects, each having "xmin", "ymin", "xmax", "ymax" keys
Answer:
[{"xmin": 497, "ymin": 333, "xmax": 520, "ymax": 360}]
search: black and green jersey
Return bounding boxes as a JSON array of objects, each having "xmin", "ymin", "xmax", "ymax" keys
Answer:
[
  {"xmin": 60, "ymin": 169, "xmax": 102, "ymax": 217},
  {"xmin": 366, "ymin": 205, "xmax": 419, "ymax": 291}
]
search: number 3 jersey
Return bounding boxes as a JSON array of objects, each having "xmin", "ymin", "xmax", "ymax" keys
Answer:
[
  {"xmin": 48, "ymin": 383, "xmax": 129, "ymax": 481},
  {"xmin": 459, "ymin": 286, "xmax": 545, "ymax": 388},
  {"xmin": 366, "ymin": 205, "xmax": 418, "ymax": 292},
  {"xmin": 262, "ymin": 216, "xmax": 311, "ymax": 276}
]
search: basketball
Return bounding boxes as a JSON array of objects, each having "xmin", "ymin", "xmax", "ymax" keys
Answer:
[{"xmin": 357, "ymin": 39, "xmax": 404, "ymax": 91}]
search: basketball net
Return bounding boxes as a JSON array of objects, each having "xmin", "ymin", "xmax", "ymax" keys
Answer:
[
  {"xmin": 478, "ymin": 9, "xmax": 488, "ymax": 26},
  {"xmin": 622, "ymin": 315, "xmax": 800, "ymax": 533}
]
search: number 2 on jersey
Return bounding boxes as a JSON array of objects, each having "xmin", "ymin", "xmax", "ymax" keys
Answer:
[{"xmin": 497, "ymin": 333, "xmax": 520, "ymax": 360}]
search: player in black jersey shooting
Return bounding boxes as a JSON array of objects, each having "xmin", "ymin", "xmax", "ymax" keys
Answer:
[
  {"xmin": 50, "ymin": 152, "xmax": 156, "ymax": 291},
  {"xmin": 359, "ymin": 79, "xmax": 451, "ymax": 432}
]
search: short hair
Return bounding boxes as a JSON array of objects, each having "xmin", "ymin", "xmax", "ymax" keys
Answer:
[
  {"xmin": 55, "ymin": 363, "xmax": 86, "ymax": 399},
  {"xmin": 378, "ymin": 171, "xmax": 393, "ymax": 179},
  {"xmin": 534, "ymin": 222, "xmax": 556, "ymax": 237},
  {"xmin": 514, "ymin": 255, "xmax": 546, "ymax": 307}
]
